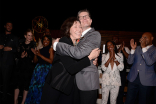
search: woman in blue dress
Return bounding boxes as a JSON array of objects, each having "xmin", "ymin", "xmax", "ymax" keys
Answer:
[{"xmin": 25, "ymin": 35, "xmax": 54, "ymax": 104}]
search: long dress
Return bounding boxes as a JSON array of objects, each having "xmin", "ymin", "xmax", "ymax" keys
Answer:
[
  {"xmin": 25, "ymin": 46, "xmax": 52, "ymax": 104},
  {"xmin": 14, "ymin": 41, "xmax": 36, "ymax": 91}
]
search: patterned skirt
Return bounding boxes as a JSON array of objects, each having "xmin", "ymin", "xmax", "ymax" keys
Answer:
[{"xmin": 25, "ymin": 63, "xmax": 52, "ymax": 104}]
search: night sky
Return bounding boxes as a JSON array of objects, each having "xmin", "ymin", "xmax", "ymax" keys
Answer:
[{"xmin": 0, "ymin": 1, "xmax": 155, "ymax": 38}]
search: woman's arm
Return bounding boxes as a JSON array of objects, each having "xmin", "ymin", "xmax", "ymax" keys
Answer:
[
  {"xmin": 115, "ymin": 53, "xmax": 124, "ymax": 71},
  {"xmin": 36, "ymin": 48, "xmax": 54, "ymax": 64},
  {"xmin": 33, "ymin": 54, "xmax": 38, "ymax": 63},
  {"xmin": 60, "ymin": 48, "xmax": 100, "ymax": 75},
  {"xmin": 101, "ymin": 54, "xmax": 109, "ymax": 71}
]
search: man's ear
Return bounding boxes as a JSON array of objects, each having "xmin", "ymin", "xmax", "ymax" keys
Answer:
[
  {"xmin": 24, "ymin": 35, "xmax": 26, "ymax": 38},
  {"xmin": 151, "ymin": 36, "xmax": 154, "ymax": 41}
]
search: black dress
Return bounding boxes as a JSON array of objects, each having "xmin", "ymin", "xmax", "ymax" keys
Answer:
[
  {"xmin": 40, "ymin": 36, "xmax": 91, "ymax": 104},
  {"xmin": 14, "ymin": 41, "xmax": 36, "ymax": 91}
]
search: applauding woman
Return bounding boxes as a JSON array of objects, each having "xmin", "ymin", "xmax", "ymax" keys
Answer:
[
  {"xmin": 101, "ymin": 40, "xmax": 124, "ymax": 104},
  {"xmin": 25, "ymin": 35, "xmax": 53, "ymax": 104},
  {"xmin": 14, "ymin": 29, "xmax": 36, "ymax": 104}
]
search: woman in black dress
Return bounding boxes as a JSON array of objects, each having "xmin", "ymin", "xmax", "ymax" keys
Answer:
[
  {"xmin": 40, "ymin": 17, "xmax": 100, "ymax": 104},
  {"xmin": 14, "ymin": 29, "xmax": 36, "ymax": 104}
]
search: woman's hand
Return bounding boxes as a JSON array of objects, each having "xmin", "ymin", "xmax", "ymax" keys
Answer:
[
  {"xmin": 114, "ymin": 58, "xmax": 120, "ymax": 66},
  {"xmin": 110, "ymin": 50, "xmax": 115, "ymax": 60},
  {"xmin": 36, "ymin": 50, "xmax": 41, "ymax": 57},
  {"xmin": 93, "ymin": 58, "xmax": 98, "ymax": 66},
  {"xmin": 31, "ymin": 48, "xmax": 37, "ymax": 55},
  {"xmin": 21, "ymin": 51, "xmax": 27, "ymax": 58},
  {"xmin": 88, "ymin": 48, "xmax": 100, "ymax": 60}
]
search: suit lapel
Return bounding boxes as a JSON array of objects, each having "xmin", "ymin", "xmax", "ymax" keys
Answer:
[
  {"xmin": 83, "ymin": 28, "xmax": 95, "ymax": 38},
  {"xmin": 146, "ymin": 45, "xmax": 155, "ymax": 55},
  {"xmin": 78, "ymin": 28, "xmax": 95, "ymax": 44}
]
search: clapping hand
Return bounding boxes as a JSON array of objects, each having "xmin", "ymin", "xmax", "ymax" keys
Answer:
[
  {"xmin": 121, "ymin": 41, "xmax": 125, "ymax": 50},
  {"xmin": 130, "ymin": 39, "xmax": 137, "ymax": 50},
  {"xmin": 139, "ymin": 37, "xmax": 146, "ymax": 48},
  {"xmin": 31, "ymin": 48, "xmax": 37, "ymax": 55},
  {"xmin": 36, "ymin": 50, "xmax": 41, "ymax": 57},
  {"xmin": 21, "ymin": 51, "xmax": 28, "ymax": 58},
  {"xmin": 110, "ymin": 49, "xmax": 115, "ymax": 60}
]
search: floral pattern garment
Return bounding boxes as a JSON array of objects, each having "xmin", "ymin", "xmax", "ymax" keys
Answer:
[{"xmin": 25, "ymin": 63, "xmax": 52, "ymax": 104}]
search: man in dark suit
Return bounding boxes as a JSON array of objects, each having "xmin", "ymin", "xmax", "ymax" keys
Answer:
[
  {"xmin": 53, "ymin": 9, "xmax": 101, "ymax": 104},
  {"xmin": 0, "ymin": 21, "xmax": 18, "ymax": 103},
  {"xmin": 125, "ymin": 32, "xmax": 156, "ymax": 104}
]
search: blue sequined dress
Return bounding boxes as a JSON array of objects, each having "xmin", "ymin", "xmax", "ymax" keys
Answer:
[{"xmin": 25, "ymin": 46, "xmax": 52, "ymax": 104}]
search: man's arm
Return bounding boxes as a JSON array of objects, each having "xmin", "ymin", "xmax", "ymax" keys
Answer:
[
  {"xmin": 142, "ymin": 47, "xmax": 156, "ymax": 66},
  {"xmin": 55, "ymin": 32, "xmax": 101, "ymax": 59},
  {"xmin": 122, "ymin": 47, "xmax": 130, "ymax": 59}
]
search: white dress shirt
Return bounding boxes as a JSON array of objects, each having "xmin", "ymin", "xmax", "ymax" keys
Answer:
[{"xmin": 131, "ymin": 44, "xmax": 153, "ymax": 54}]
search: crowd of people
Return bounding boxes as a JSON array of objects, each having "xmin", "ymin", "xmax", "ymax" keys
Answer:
[{"xmin": 0, "ymin": 9, "xmax": 155, "ymax": 104}]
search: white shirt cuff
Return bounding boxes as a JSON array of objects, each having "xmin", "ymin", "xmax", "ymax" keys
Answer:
[
  {"xmin": 131, "ymin": 49, "xmax": 135, "ymax": 54},
  {"xmin": 142, "ymin": 47, "xmax": 148, "ymax": 53},
  {"xmin": 53, "ymin": 42, "xmax": 58, "ymax": 51}
]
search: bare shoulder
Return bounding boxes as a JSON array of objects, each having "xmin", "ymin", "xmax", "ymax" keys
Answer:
[{"xmin": 49, "ymin": 47, "xmax": 53, "ymax": 52}]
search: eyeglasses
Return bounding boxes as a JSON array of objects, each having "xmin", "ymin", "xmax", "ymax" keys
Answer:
[{"xmin": 79, "ymin": 15, "xmax": 90, "ymax": 20}]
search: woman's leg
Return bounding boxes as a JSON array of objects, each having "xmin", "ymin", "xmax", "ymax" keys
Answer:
[
  {"xmin": 110, "ymin": 86, "xmax": 119, "ymax": 104},
  {"xmin": 21, "ymin": 90, "xmax": 28, "ymax": 104},
  {"xmin": 14, "ymin": 88, "xmax": 20, "ymax": 104},
  {"xmin": 102, "ymin": 85, "xmax": 110, "ymax": 104}
]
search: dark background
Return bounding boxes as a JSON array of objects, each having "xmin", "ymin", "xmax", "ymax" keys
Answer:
[{"xmin": 0, "ymin": 1, "xmax": 156, "ymax": 38}]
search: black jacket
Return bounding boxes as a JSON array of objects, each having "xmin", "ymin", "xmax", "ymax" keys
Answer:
[
  {"xmin": 45, "ymin": 36, "xmax": 91, "ymax": 95},
  {"xmin": 0, "ymin": 33, "xmax": 18, "ymax": 68}
]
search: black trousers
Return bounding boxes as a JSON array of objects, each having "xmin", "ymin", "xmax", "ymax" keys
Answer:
[
  {"xmin": 76, "ymin": 83, "xmax": 98, "ymax": 104},
  {"xmin": 125, "ymin": 74, "xmax": 152, "ymax": 104},
  {"xmin": 40, "ymin": 82, "xmax": 75, "ymax": 104},
  {"xmin": 1, "ymin": 65, "xmax": 14, "ymax": 100}
]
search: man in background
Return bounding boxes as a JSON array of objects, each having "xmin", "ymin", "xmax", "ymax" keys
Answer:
[
  {"xmin": 0, "ymin": 21, "xmax": 18, "ymax": 103},
  {"xmin": 125, "ymin": 32, "xmax": 156, "ymax": 104}
]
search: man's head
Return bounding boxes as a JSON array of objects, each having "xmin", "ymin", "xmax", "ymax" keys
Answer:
[
  {"xmin": 4, "ymin": 21, "xmax": 13, "ymax": 32},
  {"xmin": 140, "ymin": 32, "xmax": 153, "ymax": 46},
  {"xmin": 77, "ymin": 9, "xmax": 92, "ymax": 30},
  {"xmin": 44, "ymin": 29, "xmax": 51, "ymax": 36},
  {"xmin": 112, "ymin": 36, "xmax": 119, "ymax": 44}
]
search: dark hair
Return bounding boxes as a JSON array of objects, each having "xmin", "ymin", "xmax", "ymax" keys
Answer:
[
  {"xmin": 24, "ymin": 29, "xmax": 33, "ymax": 36},
  {"xmin": 60, "ymin": 17, "xmax": 80, "ymax": 37},
  {"xmin": 77, "ymin": 9, "xmax": 91, "ymax": 20},
  {"xmin": 41, "ymin": 35, "xmax": 52, "ymax": 47},
  {"xmin": 105, "ymin": 40, "xmax": 118, "ymax": 55},
  {"xmin": 5, "ymin": 21, "xmax": 13, "ymax": 25}
]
